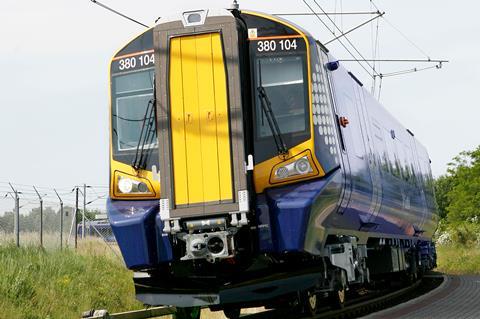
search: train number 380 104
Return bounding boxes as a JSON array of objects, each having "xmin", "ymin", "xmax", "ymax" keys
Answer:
[
  {"xmin": 118, "ymin": 54, "xmax": 155, "ymax": 71},
  {"xmin": 257, "ymin": 39, "xmax": 298, "ymax": 52}
]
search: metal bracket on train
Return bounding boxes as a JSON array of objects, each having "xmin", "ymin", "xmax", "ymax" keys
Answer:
[
  {"xmin": 229, "ymin": 212, "xmax": 248, "ymax": 227},
  {"xmin": 159, "ymin": 198, "xmax": 181, "ymax": 234},
  {"xmin": 163, "ymin": 219, "xmax": 181, "ymax": 234},
  {"xmin": 230, "ymin": 190, "xmax": 249, "ymax": 227}
]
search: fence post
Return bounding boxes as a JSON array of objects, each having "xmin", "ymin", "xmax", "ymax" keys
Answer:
[
  {"xmin": 54, "ymin": 189, "xmax": 64, "ymax": 250},
  {"xmin": 75, "ymin": 187, "xmax": 79, "ymax": 249},
  {"xmin": 83, "ymin": 183, "xmax": 86, "ymax": 239},
  {"xmin": 9, "ymin": 183, "xmax": 20, "ymax": 247},
  {"xmin": 33, "ymin": 186, "xmax": 43, "ymax": 248}
]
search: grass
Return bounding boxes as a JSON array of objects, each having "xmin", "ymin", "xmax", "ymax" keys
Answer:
[
  {"xmin": 0, "ymin": 240, "xmax": 143, "ymax": 319},
  {"xmin": 0, "ymin": 239, "xmax": 263, "ymax": 319},
  {"xmin": 436, "ymin": 245, "xmax": 480, "ymax": 275}
]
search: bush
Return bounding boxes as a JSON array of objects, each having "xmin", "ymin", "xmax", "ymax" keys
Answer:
[{"xmin": 435, "ymin": 222, "xmax": 480, "ymax": 247}]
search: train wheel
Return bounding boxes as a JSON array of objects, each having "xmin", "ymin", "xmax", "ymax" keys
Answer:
[
  {"xmin": 223, "ymin": 307, "xmax": 241, "ymax": 319},
  {"xmin": 175, "ymin": 306, "xmax": 201, "ymax": 319},
  {"xmin": 303, "ymin": 290, "xmax": 318, "ymax": 317},
  {"xmin": 329, "ymin": 270, "xmax": 347, "ymax": 309}
]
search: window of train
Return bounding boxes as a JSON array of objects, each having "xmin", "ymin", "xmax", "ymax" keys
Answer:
[
  {"xmin": 111, "ymin": 68, "xmax": 157, "ymax": 156},
  {"xmin": 251, "ymin": 38, "xmax": 310, "ymax": 163},
  {"xmin": 255, "ymin": 56, "xmax": 308, "ymax": 138}
]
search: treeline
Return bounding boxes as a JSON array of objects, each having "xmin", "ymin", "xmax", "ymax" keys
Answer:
[
  {"xmin": 435, "ymin": 146, "xmax": 480, "ymax": 245},
  {"xmin": 0, "ymin": 207, "xmax": 72, "ymax": 233},
  {"xmin": 0, "ymin": 206, "xmax": 101, "ymax": 233}
]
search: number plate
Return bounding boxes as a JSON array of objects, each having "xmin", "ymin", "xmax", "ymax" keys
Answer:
[
  {"xmin": 112, "ymin": 51, "xmax": 155, "ymax": 73},
  {"xmin": 255, "ymin": 38, "xmax": 301, "ymax": 53}
]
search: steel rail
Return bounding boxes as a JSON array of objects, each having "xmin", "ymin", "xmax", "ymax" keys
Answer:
[{"xmin": 81, "ymin": 306, "xmax": 175, "ymax": 319}]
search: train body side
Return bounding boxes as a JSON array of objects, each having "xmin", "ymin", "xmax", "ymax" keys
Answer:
[{"xmin": 319, "ymin": 57, "xmax": 438, "ymax": 242}]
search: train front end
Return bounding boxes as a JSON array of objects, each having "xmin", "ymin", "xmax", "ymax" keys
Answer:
[{"xmin": 107, "ymin": 7, "xmax": 344, "ymax": 312}]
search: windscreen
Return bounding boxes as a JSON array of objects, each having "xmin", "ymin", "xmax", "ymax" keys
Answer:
[
  {"xmin": 251, "ymin": 37, "xmax": 310, "ymax": 163},
  {"xmin": 256, "ymin": 56, "xmax": 307, "ymax": 138},
  {"xmin": 111, "ymin": 68, "xmax": 157, "ymax": 163}
]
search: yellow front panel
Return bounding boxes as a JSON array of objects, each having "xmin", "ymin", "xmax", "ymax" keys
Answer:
[
  {"xmin": 170, "ymin": 38, "xmax": 189, "ymax": 204},
  {"xmin": 196, "ymin": 34, "xmax": 221, "ymax": 202},
  {"xmin": 169, "ymin": 33, "xmax": 233, "ymax": 205},
  {"xmin": 211, "ymin": 34, "xmax": 233, "ymax": 201}
]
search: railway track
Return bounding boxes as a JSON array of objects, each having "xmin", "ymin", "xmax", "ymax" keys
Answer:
[
  {"xmin": 82, "ymin": 274, "xmax": 443, "ymax": 319},
  {"xmin": 241, "ymin": 274, "xmax": 444, "ymax": 319}
]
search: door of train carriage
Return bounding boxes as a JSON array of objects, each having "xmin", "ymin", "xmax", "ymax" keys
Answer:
[
  {"xmin": 329, "ymin": 68, "xmax": 378, "ymax": 222},
  {"xmin": 153, "ymin": 10, "xmax": 251, "ymax": 225}
]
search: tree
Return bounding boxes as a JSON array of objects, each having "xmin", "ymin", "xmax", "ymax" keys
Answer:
[
  {"xmin": 434, "ymin": 174, "xmax": 454, "ymax": 219},
  {"xmin": 443, "ymin": 146, "xmax": 480, "ymax": 222}
]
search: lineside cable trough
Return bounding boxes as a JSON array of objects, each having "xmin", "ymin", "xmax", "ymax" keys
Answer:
[{"xmin": 81, "ymin": 306, "xmax": 175, "ymax": 319}]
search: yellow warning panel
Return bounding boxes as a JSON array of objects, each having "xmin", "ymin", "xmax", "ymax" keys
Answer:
[{"xmin": 169, "ymin": 33, "xmax": 233, "ymax": 206}]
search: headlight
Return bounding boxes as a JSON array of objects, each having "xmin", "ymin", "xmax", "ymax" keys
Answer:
[
  {"xmin": 118, "ymin": 177, "xmax": 133, "ymax": 193},
  {"xmin": 294, "ymin": 157, "xmax": 311, "ymax": 175},
  {"xmin": 274, "ymin": 156, "xmax": 313, "ymax": 180},
  {"xmin": 117, "ymin": 176, "xmax": 150, "ymax": 194}
]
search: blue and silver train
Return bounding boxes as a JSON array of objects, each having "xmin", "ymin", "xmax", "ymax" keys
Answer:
[{"xmin": 107, "ymin": 7, "xmax": 438, "ymax": 318}]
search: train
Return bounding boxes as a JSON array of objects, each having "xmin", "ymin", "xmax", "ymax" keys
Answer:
[{"xmin": 107, "ymin": 5, "xmax": 438, "ymax": 319}]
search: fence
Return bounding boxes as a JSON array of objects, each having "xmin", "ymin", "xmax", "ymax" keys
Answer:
[{"xmin": 0, "ymin": 182, "xmax": 116, "ymax": 255}]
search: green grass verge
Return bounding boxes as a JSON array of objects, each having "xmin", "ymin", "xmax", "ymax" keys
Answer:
[
  {"xmin": 0, "ymin": 242, "xmax": 143, "ymax": 319},
  {"xmin": 436, "ymin": 245, "xmax": 480, "ymax": 275}
]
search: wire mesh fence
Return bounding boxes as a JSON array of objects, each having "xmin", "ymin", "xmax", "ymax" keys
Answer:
[
  {"xmin": 0, "ymin": 196, "xmax": 15, "ymax": 245},
  {"xmin": 0, "ymin": 182, "xmax": 118, "ymax": 259}
]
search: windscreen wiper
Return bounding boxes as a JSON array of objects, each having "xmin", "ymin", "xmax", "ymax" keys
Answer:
[
  {"xmin": 257, "ymin": 85, "xmax": 289, "ymax": 156},
  {"xmin": 132, "ymin": 80, "xmax": 157, "ymax": 170}
]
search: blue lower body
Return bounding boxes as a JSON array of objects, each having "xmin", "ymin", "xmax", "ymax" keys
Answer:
[
  {"xmin": 107, "ymin": 175, "xmax": 335, "ymax": 269},
  {"xmin": 108, "ymin": 199, "xmax": 172, "ymax": 269}
]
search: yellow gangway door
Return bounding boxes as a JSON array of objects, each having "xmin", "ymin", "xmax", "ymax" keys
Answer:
[{"xmin": 169, "ymin": 33, "xmax": 233, "ymax": 206}]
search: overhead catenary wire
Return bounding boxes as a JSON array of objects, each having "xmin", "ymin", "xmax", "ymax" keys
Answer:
[
  {"xmin": 90, "ymin": 0, "xmax": 149, "ymax": 28},
  {"xmin": 369, "ymin": 0, "xmax": 431, "ymax": 59},
  {"xmin": 302, "ymin": 0, "xmax": 380, "ymax": 79},
  {"xmin": 274, "ymin": 11, "xmax": 380, "ymax": 16},
  {"xmin": 338, "ymin": 59, "xmax": 448, "ymax": 63},
  {"xmin": 311, "ymin": 0, "xmax": 380, "ymax": 77},
  {"xmin": 301, "ymin": 0, "xmax": 372, "ymax": 77},
  {"xmin": 324, "ymin": 12, "xmax": 385, "ymax": 45},
  {"xmin": 377, "ymin": 64, "xmax": 443, "ymax": 78}
]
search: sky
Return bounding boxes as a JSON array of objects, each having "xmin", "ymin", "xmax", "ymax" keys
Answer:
[{"xmin": 0, "ymin": 0, "xmax": 478, "ymax": 203}]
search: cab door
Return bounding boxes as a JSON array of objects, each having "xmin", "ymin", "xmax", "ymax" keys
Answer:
[{"xmin": 154, "ymin": 13, "xmax": 249, "ymax": 221}]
